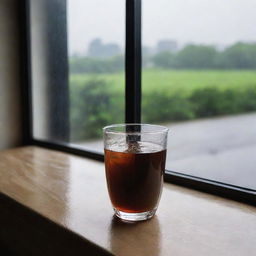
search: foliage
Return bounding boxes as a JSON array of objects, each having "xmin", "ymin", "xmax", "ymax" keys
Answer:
[
  {"xmin": 189, "ymin": 88, "xmax": 238, "ymax": 117},
  {"xmin": 151, "ymin": 51, "xmax": 175, "ymax": 68},
  {"xmin": 70, "ymin": 79, "xmax": 123, "ymax": 141},
  {"xmin": 142, "ymin": 86, "xmax": 256, "ymax": 124},
  {"xmin": 69, "ymin": 55, "xmax": 124, "ymax": 74},
  {"xmin": 216, "ymin": 43, "xmax": 256, "ymax": 69},
  {"xmin": 142, "ymin": 91, "xmax": 195, "ymax": 122},
  {"xmin": 174, "ymin": 45, "xmax": 217, "ymax": 69},
  {"xmin": 70, "ymin": 43, "xmax": 256, "ymax": 73},
  {"xmin": 151, "ymin": 43, "xmax": 256, "ymax": 70},
  {"xmin": 70, "ymin": 71, "xmax": 256, "ymax": 141}
]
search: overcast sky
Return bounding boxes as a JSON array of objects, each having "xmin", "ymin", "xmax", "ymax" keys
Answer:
[{"xmin": 68, "ymin": 0, "xmax": 256, "ymax": 55}]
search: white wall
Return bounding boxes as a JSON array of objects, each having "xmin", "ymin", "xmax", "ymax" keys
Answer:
[{"xmin": 0, "ymin": 0, "xmax": 22, "ymax": 149}]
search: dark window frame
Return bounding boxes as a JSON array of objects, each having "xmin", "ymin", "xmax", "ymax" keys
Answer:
[{"xmin": 20, "ymin": 0, "xmax": 256, "ymax": 205}]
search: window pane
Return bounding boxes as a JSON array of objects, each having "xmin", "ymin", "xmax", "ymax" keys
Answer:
[
  {"xmin": 30, "ymin": 0, "xmax": 70, "ymax": 142},
  {"xmin": 68, "ymin": 0, "xmax": 125, "ymax": 152},
  {"xmin": 142, "ymin": 0, "xmax": 256, "ymax": 190},
  {"xmin": 30, "ymin": 0, "xmax": 125, "ymax": 153}
]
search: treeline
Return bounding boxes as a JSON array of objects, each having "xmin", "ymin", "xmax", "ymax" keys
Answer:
[
  {"xmin": 69, "ymin": 55, "xmax": 124, "ymax": 74},
  {"xmin": 152, "ymin": 42, "xmax": 256, "ymax": 69},
  {"xmin": 69, "ymin": 42, "xmax": 256, "ymax": 74}
]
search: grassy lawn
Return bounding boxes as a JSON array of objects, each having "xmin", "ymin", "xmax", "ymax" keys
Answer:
[
  {"xmin": 70, "ymin": 69, "xmax": 256, "ymax": 95},
  {"xmin": 142, "ymin": 69, "xmax": 256, "ymax": 94}
]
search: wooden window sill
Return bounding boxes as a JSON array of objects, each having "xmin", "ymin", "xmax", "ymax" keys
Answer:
[{"xmin": 0, "ymin": 146, "xmax": 255, "ymax": 255}]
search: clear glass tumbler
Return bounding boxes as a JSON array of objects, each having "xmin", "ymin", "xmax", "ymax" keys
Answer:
[{"xmin": 103, "ymin": 124, "xmax": 169, "ymax": 222}]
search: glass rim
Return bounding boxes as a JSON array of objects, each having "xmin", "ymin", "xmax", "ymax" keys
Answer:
[{"xmin": 103, "ymin": 123, "xmax": 169, "ymax": 135}]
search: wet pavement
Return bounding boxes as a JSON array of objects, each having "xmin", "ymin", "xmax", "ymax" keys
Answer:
[
  {"xmin": 79, "ymin": 112, "xmax": 256, "ymax": 190},
  {"xmin": 166, "ymin": 112, "xmax": 256, "ymax": 190}
]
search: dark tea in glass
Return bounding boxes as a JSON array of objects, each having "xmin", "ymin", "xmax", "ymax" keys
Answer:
[{"xmin": 103, "ymin": 124, "xmax": 168, "ymax": 221}]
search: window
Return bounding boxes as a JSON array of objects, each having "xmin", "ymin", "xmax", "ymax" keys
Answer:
[
  {"xmin": 68, "ymin": 0, "xmax": 125, "ymax": 151},
  {"xmin": 24, "ymin": 0, "xmax": 255, "ymax": 203},
  {"xmin": 30, "ymin": 0, "xmax": 125, "ymax": 153},
  {"xmin": 142, "ymin": 0, "xmax": 256, "ymax": 191}
]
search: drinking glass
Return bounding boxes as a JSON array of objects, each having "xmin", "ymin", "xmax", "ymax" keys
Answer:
[{"xmin": 103, "ymin": 124, "xmax": 169, "ymax": 221}]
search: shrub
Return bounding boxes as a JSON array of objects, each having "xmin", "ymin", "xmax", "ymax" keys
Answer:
[
  {"xmin": 70, "ymin": 79, "xmax": 123, "ymax": 141},
  {"xmin": 70, "ymin": 80, "xmax": 256, "ymax": 141},
  {"xmin": 238, "ymin": 87, "xmax": 256, "ymax": 111},
  {"xmin": 189, "ymin": 87, "xmax": 225, "ymax": 117},
  {"xmin": 69, "ymin": 56, "xmax": 124, "ymax": 74},
  {"xmin": 189, "ymin": 87, "xmax": 256, "ymax": 117},
  {"xmin": 142, "ymin": 91, "xmax": 195, "ymax": 123},
  {"xmin": 143, "ymin": 86, "xmax": 256, "ymax": 124}
]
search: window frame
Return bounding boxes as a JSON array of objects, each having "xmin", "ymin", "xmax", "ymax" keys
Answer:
[{"xmin": 20, "ymin": 0, "xmax": 256, "ymax": 205}]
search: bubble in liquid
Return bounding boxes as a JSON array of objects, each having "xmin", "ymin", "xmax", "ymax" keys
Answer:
[{"xmin": 109, "ymin": 141, "xmax": 163, "ymax": 154}]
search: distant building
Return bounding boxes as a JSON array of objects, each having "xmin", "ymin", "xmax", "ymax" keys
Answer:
[
  {"xmin": 156, "ymin": 40, "xmax": 178, "ymax": 53},
  {"xmin": 87, "ymin": 38, "xmax": 121, "ymax": 58}
]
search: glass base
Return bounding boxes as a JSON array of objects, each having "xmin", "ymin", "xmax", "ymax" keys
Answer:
[{"xmin": 114, "ymin": 208, "xmax": 157, "ymax": 222}]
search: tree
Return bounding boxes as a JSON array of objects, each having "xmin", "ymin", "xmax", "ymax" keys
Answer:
[
  {"xmin": 70, "ymin": 79, "xmax": 117, "ymax": 140},
  {"xmin": 174, "ymin": 45, "xmax": 217, "ymax": 69},
  {"xmin": 152, "ymin": 51, "xmax": 174, "ymax": 68},
  {"xmin": 217, "ymin": 42, "xmax": 256, "ymax": 69}
]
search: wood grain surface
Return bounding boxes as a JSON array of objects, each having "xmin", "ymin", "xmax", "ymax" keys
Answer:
[{"xmin": 0, "ymin": 146, "xmax": 255, "ymax": 256}]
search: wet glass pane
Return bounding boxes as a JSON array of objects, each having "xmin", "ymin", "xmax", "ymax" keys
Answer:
[
  {"xmin": 142, "ymin": 0, "xmax": 256, "ymax": 189},
  {"xmin": 31, "ymin": 0, "xmax": 125, "ymax": 153}
]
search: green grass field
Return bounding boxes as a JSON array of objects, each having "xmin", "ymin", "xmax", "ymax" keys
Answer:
[{"xmin": 70, "ymin": 69, "xmax": 256, "ymax": 95}]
